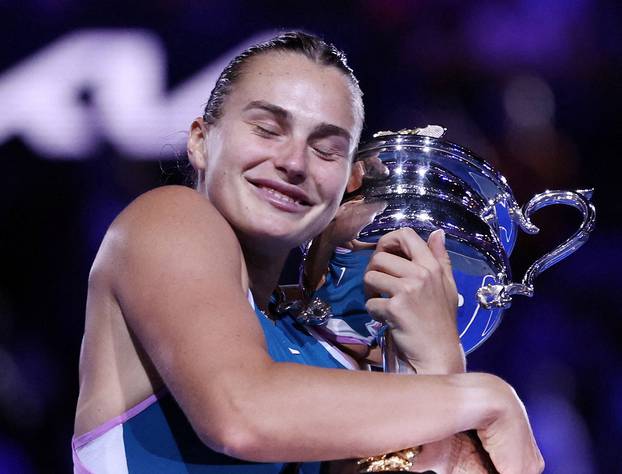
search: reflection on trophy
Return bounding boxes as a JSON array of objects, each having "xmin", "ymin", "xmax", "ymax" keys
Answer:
[{"xmin": 296, "ymin": 126, "xmax": 595, "ymax": 472}]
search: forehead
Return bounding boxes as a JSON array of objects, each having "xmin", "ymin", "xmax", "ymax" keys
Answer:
[{"xmin": 224, "ymin": 52, "xmax": 359, "ymax": 133}]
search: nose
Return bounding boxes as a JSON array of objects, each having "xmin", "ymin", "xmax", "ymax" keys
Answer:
[{"xmin": 273, "ymin": 141, "xmax": 308, "ymax": 184}]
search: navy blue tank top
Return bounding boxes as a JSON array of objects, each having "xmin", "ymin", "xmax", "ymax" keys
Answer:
[{"xmin": 77, "ymin": 302, "xmax": 347, "ymax": 473}]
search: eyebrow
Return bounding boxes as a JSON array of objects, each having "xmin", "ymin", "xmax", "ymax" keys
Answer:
[
  {"xmin": 243, "ymin": 100, "xmax": 291, "ymax": 120},
  {"xmin": 243, "ymin": 100, "xmax": 352, "ymax": 144},
  {"xmin": 309, "ymin": 123, "xmax": 351, "ymax": 145}
]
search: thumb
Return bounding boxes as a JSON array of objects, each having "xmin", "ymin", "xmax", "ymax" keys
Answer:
[{"xmin": 427, "ymin": 229, "xmax": 454, "ymax": 283}]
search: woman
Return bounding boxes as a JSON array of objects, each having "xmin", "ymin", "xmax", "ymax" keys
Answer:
[{"xmin": 73, "ymin": 32, "xmax": 543, "ymax": 473}]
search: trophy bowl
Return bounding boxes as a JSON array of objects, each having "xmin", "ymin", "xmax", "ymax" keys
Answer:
[{"xmin": 309, "ymin": 127, "xmax": 596, "ymax": 355}]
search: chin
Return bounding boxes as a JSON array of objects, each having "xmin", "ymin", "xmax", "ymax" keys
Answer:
[
  {"xmin": 229, "ymin": 192, "xmax": 336, "ymax": 246},
  {"xmin": 243, "ymin": 213, "xmax": 326, "ymax": 251},
  {"xmin": 256, "ymin": 222, "xmax": 310, "ymax": 247}
]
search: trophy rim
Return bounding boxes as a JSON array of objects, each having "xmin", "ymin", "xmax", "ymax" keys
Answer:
[{"xmin": 356, "ymin": 132, "xmax": 515, "ymax": 201}]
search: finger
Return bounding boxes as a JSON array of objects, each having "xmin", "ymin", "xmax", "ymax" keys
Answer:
[
  {"xmin": 366, "ymin": 251, "xmax": 416, "ymax": 278},
  {"xmin": 333, "ymin": 199, "xmax": 387, "ymax": 245},
  {"xmin": 376, "ymin": 228, "xmax": 440, "ymax": 271},
  {"xmin": 349, "ymin": 239, "xmax": 377, "ymax": 251},
  {"xmin": 346, "ymin": 161, "xmax": 365, "ymax": 193},
  {"xmin": 427, "ymin": 229, "xmax": 450, "ymax": 275},
  {"xmin": 364, "ymin": 297, "xmax": 391, "ymax": 323},
  {"xmin": 427, "ymin": 229, "xmax": 458, "ymax": 291},
  {"xmin": 337, "ymin": 196, "xmax": 364, "ymax": 214},
  {"xmin": 365, "ymin": 156, "xmax": 389, "ymax": 178},
  {"xmin": 375, "ymin": 228, "xmax": 421, "ymax": 259},
  {"xmin": 363, "ymin": 270, "xmax": 402, "ymax": 299},
  {"xmin": 360, "ymin": 198, "xmax": 388, "ymax": 216},
  {"xmin": 351, "ymin": 199, "xmax": 387, "ymax": 228}
]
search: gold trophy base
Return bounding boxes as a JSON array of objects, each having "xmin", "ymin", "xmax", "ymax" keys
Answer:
[{"xmin": 357, "ymin": 446, "xmax": 421, "ymax": 472}]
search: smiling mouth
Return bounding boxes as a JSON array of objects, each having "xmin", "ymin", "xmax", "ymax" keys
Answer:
[
  {"xmin": 248, "ymin": 180, "xmax": 312, "ymax": 212},
  {"xmin": 258, "ymin": 185, "xmax": 310, "ymax": 206}
]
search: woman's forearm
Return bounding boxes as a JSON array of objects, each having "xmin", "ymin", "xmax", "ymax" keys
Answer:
[{"xmin": 206, "ymin": 363, "xmax": 502, "ymax": 463}]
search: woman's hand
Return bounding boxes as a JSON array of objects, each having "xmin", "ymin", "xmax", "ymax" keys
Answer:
[
  {"xmin": 405, "ymin": 432, "xmax": 497, "ymax": 473},
  {"xmin": 411, "ymin": 374, "xmax": 544, "ymax": 474},
  {"xmin": 363, "ymin": 227, "xmax": 464, "ymax": 374},
  {"xmin": 319, "ymin": 374, "xmax": 544, "ymax": 474},
  {"xmin": 475, "ymin": 376, "xmax": 545, "ymax": 474}
]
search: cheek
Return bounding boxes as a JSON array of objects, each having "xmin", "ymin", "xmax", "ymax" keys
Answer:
[
  {"xmin": 316, "ymin": 162, "xmax": 350, "ymax": 204},
  {"xmin": 205, "ymin": 161, "xmax": 227, "ymax": 192},
  {"xmin": 226, "ymin": 122, "xmax": 279, "ymax": 171},
  {"xmin": 205, "ymin": 172, "xmax": 228, "ymax": 210}
]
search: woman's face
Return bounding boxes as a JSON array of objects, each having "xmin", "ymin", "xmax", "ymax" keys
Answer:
[{"xmin": 189, "ymin": 52, "xmax": 361, "ymax": 253}]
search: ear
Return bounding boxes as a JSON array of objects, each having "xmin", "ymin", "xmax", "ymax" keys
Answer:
[{"xmin": 187, "ymin": 117, "xmax": 209, "ymax": 172}]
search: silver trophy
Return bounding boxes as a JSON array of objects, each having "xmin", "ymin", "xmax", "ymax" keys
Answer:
[
  {"xmin": 305, "ymin": 126, "xmax": 595, "ymax": 354},
  {"xmin": 297, "ymin": 126, "xmax": 595, "ymax": 472}
]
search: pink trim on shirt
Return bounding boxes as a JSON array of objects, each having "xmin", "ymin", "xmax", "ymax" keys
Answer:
[
  {"xmin": 316, "ymin": 326, "xmax": 369, "ymax": 346},
  {"xmin": 72, "ymin": 388, "xmax": 167, "ymax": 450},
  {"xmin": 72, "ymin": 445, "xmax": 94, "ymax": 474},
  {"xmin": 305, "ymin": 326, "xmax": 358, "ymax": 370},
  {"xmin": 72, "ymin": 388, "xmax": 168, "ymax": 473}
]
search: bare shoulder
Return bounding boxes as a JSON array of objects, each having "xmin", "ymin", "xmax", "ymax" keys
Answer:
[
  {"xmin": 89, "ymin": 184, "xmax": 266, "ymax": 370},
  {"xmin": 92, "ymin": 185, "xmax": 246, "ymax": 293},
  {"xmin": 80, "ymin": 187, "xmax": 270, "ymax": 441},
  {"xmin": 88, "ymin": 185, "xmax": 254, "ymax": 346},
  {"xmin": 108, "ymin": 185, "xmax": 239, "ymax": 255},
  {"xmin": 115, "ymin": 185, "xmax": 226, "ymax": 227}
]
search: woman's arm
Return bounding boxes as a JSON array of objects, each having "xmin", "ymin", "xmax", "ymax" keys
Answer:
[{"xmin": 101, "ymin": 186, "xmax": 542, "ymax": 473}]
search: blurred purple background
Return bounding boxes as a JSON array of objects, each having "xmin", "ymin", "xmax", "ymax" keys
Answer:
[{"xmin": 1, "ymin": 1, "xmax": 620, "ymax": 472}]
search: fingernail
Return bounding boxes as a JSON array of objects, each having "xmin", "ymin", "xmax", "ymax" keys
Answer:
[{"xmin": 431, "ymin": 228, "xmax": 445, "ymax": 244}]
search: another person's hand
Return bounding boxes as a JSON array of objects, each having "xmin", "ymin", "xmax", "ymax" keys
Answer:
[
  {"xmin": 363, "ymin": 227, "xmax": 464, "ymax": 374},
  {"xmin": 303, "ymin": 153, "xmax": 388, "ymax": 290},
  {"xmin": 345, "ymin": 153, "xmax": 389, "ymax": 194},
  {"xmin": 331, "ymin": 151, "xmax": 389, "ymax": 249},
  {"xmin": 303, "ymin": 196, "xmax": 386, "ymax": 292},
  {"xmin": 325, "ymin": 197, "xmax": 387, "ymax": 250}
]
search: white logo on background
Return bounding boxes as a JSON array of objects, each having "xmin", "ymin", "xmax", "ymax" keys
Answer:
[{"xmin": 0, "ymin": 30, "xmax": 274, "ymax": 159}]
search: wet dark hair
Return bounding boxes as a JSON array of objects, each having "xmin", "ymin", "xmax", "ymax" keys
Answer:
[
  {"xmin": 202, "ymin": 30, "xmax": 363, "ymax": 129},
  {"xmin": 184, "ymin": 31, "xmax": 363, "ymax": 188}
]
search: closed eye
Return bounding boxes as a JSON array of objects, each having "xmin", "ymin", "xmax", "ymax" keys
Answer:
[
  {"xmin": 252, "ymin": 123, "xmax": 281, "ymax": 138},
  {"xmin": 310, "ymin": 132, "xmax": 349, "ymax": 162},
  {"xmin": 312, "ymin": 146, "xmax": 344, "ymax": 161}
]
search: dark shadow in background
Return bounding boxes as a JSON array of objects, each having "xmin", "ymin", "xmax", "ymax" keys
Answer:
[{"xmin": 0, "ymin": 1, "xmax": 620, "ymax": 472}]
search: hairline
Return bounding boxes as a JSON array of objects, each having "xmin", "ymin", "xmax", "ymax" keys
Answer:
[{"xmin": 213, "ymin": 50, "xmax": 363, "ymax": 156}]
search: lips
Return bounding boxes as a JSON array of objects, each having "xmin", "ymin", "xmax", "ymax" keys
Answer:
[{"xmin": 247, "ymin": 178, "xmax": 312, "ymax": 212}]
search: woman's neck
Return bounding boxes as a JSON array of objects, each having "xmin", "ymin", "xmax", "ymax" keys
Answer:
[{"xmin": 240, "ymin": 245, "xmax": 288, "ymax": 314}]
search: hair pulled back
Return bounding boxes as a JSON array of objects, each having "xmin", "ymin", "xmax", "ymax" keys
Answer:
[{"xmin": 202, "ymin": 31, "xmax": 363, "ymax": 128}]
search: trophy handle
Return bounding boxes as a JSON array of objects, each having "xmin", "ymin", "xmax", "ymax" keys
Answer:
[{"xmin": 478, "ymin": 189, "xmax": 596, "ymax": 308}]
